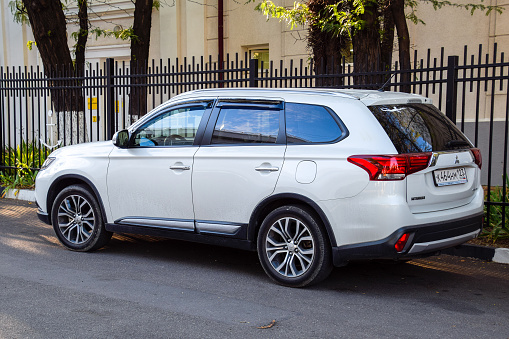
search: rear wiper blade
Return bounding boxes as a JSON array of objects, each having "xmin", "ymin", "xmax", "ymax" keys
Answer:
[{"xmin": 445, "ymin": 140, "xmax": 471, "ymax": 149}]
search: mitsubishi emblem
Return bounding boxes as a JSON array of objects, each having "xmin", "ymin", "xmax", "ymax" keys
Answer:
[{"xmin": 455, "ymin": 155, "xmax": 460, "ymax": 164}]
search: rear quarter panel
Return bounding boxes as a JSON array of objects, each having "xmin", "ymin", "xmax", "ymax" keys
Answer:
[{"xmin": 274, "ymin": 95, "xmax": 397, "ymax": 201}]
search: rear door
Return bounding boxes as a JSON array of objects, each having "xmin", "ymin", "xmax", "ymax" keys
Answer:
[
  {"xmin": 192, "ymin": 100, "xmax": 286, "ymax": 234},
  {"xmin": 369, "ymin": 103, "xmax": 481, "ymax": 213}
]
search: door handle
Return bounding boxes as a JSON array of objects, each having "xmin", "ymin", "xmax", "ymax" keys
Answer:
[
  {"xmin": 170, "ymin": 165, "xmax": 191, "ymax": 170},
  {"xmin": 255, "ymin": 166, "xmax": 279, "ymax": 172}
]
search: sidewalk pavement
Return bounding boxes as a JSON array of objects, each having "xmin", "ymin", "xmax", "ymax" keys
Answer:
[{"xmin": 2, "ymin": 188, "xmax": 509, "ymax": 264}]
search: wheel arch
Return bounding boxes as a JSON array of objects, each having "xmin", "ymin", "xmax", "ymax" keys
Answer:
[
  {"xmin": 46, "ymin": 174, "xmax": 108, "ymax": 226},
  {"xmin": 248, "ymin": 193, "xmax": 337, "ymax": 247}
]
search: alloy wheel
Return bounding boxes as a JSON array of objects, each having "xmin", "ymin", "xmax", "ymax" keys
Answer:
[
  {"xmin": 265, "ymin": 216, "xmax": 315, "ymax": 278},
  {"xmin": 57, "ymin": 194, "xmax": 96, "ymax": 245}
]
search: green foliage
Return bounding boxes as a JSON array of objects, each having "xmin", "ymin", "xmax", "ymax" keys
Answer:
[
  {"xmin": 423, "ymin": 0, "xmax": 503, "ymax": 15},
  {"xmin": 10, "ymin": 0, "xmax": 142, "ymax": 52},
  {"xmin": 0, "ymin": 141, "xmax": 51, "ymax": 197},
  {"xmin": 405, "ymin": 0, "xmax": 426, "ymax": 25},
  {"xmin": 256, "ymin": 0, "xmax": 310, "ymax": 29},
  {"xmin": 8, "ymin": 0, "xmax": 29, "ymax": 25},
  {"xmin": 89, "ymin": 27, "xmax": 137, "ymax": 42},
  {"xmin": 71, "ymin": 28, "xmax": 89, "ymax": 41},
  {"xmin": 253, "ymin": 0, "xmax": 504, "ymax": 37},
  {"xmin": 315, "ymin": 0, "xmax": 373, "ymax": 38},
  {"xmin": 255, "ymin": 0, "xmax": 383, "ymax": 38},
  {"xmin": 482, "ymin": 177, "xmax": 509, "ymax": 241},
  {"xmin": 405, "ymin": 0, "xmax": 503, "ymax": 26}
]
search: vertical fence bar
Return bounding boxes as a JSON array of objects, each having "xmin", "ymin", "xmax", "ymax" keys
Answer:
[
  {"xmin": 486, "ymin": 44, "xmax": 498, "ymax": 229},
  {"xmin": 105, "ymin": 58, "xmax": 115, "ymax": 140},
  {"xmin": 446, "ymin": 55, "xmax": 459, "ymax": 123},
  {"xmin": 502, "ymin": 73, "xmax": 509, "ymax": 238},
  {"xmin": 7, "ymin": 67, "xmax": 12, "ymax": 168},
  {"xmin": 249, "ymin": 59, "xmax": 258, "ymax": 88},
  {"xmin": 460, "ymin": 46, "xmax": 467, "ymax": 131},
  {"xmin": 425, "ymin": 49, "xmax": 431, "ymax": 97},
  {"xmin": 438, "ymin": 49, "xmax": 445, "ymax": 110},
  {"xmin": 0, "ymin": 67, "xmax": 4, "ymax": 169},
  {"xmin": 474, "ymin": 45, "xmax": 483, "ymax": 146}
]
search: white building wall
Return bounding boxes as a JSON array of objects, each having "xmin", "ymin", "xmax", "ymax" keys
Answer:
[{"xmin": 0, "ymin": 0, "xmax": 40, "ymax": 68}]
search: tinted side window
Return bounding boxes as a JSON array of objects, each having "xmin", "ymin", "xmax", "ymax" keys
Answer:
[
  {"xmin": 368, "ymin": 104, "xmax": 472, "ymax": 153},
  {"xmin": 132, "ymin": 105, "xmax": 206, "ymax": 147},
  {"xmin": 211, "ymin": 108, "xmax": 279, "ymax": 144},
  {"xmin": 285, "ymin": 103, "xmax": 342, "ymax": 143}
]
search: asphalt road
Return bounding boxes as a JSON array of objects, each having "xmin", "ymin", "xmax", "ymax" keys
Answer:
[{"xmin": 1, "ymin": 198, "xmax": 508, "ymax": 339}]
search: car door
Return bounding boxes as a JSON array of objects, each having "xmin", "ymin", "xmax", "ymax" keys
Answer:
[
  {"xmin": 192, "ymin": 100, "xmax": 286, "ymax": 236},
  {"xmin": 107, "ymin": 101, "xmax": 212, "ymax": 231}
]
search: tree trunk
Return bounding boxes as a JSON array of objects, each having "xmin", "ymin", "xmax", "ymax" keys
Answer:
[
  {"xmin": 380, "ymin": 3, "xmax": 394, "ymax": 72},
  {"xmin": 22, "ymin": 0, "xmax": 72, "ymax": 71},
  {"xmin": 307, "ymin": 0, "xmax": 350, "ymax": 86},
  {"xmin": 129, "ymin": 0, "xmax": 154, "ymax": 117},
  {"xmin": 308, "ymin": 28, "xmax": 346, "ymax": 86},
  {"xmin": 75, "ymin": 0, "xmax": 88, "ymax": 78},
  {"xmin": 352, "ymin": 1, "xmax": 381, "ymax": 87},
  {"xmin": 391, "ymin": 0, "xmax": 411, "ymax": 92},
  {"xmin": 22, "ymin": 0, "xmax": 84, "ymax": 112}
]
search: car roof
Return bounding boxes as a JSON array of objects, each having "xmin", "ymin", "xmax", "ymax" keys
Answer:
[
  {"xmin": 170, "ymin": 88, "xmax": 433, "ymax": 106},
  {"xmin": 131, "ymin": 88, "xmax": 434, "ymax": 131}
]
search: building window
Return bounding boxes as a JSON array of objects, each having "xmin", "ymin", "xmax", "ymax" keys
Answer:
[{"xmin": 248, "ymin": 47, "xmax": 270, "ymax": 71}]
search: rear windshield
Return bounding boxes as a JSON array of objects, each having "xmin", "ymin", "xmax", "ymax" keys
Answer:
[{"xmin": 368, "ymin": 103, "xmax": 472, "ymax": 153}]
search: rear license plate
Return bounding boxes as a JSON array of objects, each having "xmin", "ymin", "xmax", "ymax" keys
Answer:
[{"xmin": 433, "ymin": 167, "xmax": 468, "ymax": 186}]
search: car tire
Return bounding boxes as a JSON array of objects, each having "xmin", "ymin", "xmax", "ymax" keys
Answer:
[
  {"xmin": 257, "ymin": 205, "xmax": 333, "ymax": 287},
  {"xmin": 51, "ymin": 184, "xmax": 112, "ymax": 252}
]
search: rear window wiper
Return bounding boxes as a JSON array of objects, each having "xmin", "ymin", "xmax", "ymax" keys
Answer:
[{"xmin": 445, "ymin": 140, "xmax": 471, "ymax": 149}]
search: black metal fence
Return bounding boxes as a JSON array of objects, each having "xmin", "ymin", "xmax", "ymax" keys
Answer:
[{"xmin": 1, "ymin": 44, "xmax": 508, "ymax": 228}]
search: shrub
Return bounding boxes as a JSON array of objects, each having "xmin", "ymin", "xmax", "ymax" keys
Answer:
[
  {"xmin": 0, "ymin": 141, "xmax": 51, "ymax": 196},
  {"xmin": 482, "ymin": 176, "xmax": 509, "ymax": 241}
]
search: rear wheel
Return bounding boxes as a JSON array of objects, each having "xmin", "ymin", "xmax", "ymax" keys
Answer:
[
  {"xmin": 51, "ymin": 185, "xmax": 112, "ymax": 251},
  {"xmin": 257, "ymin": 205, "xmax": 332, "ymax": 287}
]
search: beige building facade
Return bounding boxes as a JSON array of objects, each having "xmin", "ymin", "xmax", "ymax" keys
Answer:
[
  {"xmin": 1, "ymin": 0, "xmax": 507, "ymax": 69},
  {"xmin": 62, "ymin": 0, "xmax": 309, "ymax": 67},
  {"xmin": 1, "ymin": 0, "xmax": 508, "ymax": 122}
]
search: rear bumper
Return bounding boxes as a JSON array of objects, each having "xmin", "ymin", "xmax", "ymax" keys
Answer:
[{"xmin": 332, "ymin": 212, "xmax": 483, "ymax": 266}]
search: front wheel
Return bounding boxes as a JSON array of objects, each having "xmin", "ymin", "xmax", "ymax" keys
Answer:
[
  {"xmin": 257, "ymin": 205, "xmax": 332, "ymax": 287},
  {"xmin": 51, "ymin": 185, "xmax": 112, "ymax": 252}
]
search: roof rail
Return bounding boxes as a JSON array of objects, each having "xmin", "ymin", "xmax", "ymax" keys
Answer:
[{"xmin": 176, "ymin": 88, "xmax": 360, "ymax": 100}]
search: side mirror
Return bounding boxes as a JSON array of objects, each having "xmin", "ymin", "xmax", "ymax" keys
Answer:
[{"xmin": 112, "ymin": 129, "xmax": 130, "ymax": 148}]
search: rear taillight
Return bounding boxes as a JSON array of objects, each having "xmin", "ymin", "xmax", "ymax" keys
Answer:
[
  {"xmin": 395, "ymin": 233, "xmax": 410, "ymax": 252},
  {"xmin": 347, "ymin": 153, "xmax": 432, "ymax": 181},
  {"xmin": 471, "ymin": 148, "xmax": 482, "ymax": 169}
]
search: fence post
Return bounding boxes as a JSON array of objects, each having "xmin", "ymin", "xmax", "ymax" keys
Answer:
[
  {"xmin": 105, "ymin": 58, "xmax": 115, "ymax": 140},
  {"xmin": 0, "ymin": 67, "xmax": 3, "ymax": 166},
  {"xmin": 249, "ymin": 59, "xmax": 258, "ymax": 88},
  {"xmin": 445, "ymin": 55, "xmax": 459, "ymax": 123}
]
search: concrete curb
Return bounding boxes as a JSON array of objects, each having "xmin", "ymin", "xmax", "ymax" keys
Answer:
[
  {"xmin": 2, "ymin": 188, "xmax": 36, "ymax": 202},
  {"xmin": 493, "ymin": 248, "xmax": 509, "ymax": 264},
  {"xmin": 443, "ymin": 244, "xmax": 509, "ymax": 264},
  {"xmin": 2, "ymin": 187, "xmax": 508, "ymax": 264}
]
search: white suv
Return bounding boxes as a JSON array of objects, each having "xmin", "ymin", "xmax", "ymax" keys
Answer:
[{"xmin": 35, "ymin": 88, "xmax": 484, "ymax": 287}]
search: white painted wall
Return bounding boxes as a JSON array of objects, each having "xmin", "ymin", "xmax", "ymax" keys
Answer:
[{"xmin": 0, "ymin": 0, "xmax": 40, "ymax": 68}]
